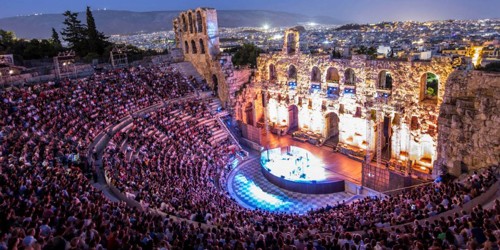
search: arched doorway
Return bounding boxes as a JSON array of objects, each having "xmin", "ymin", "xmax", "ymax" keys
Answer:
[
  {"xmin": 310, "ymin": 66, "xmax": 321, "ymax": 82},
  {"xmin": 184, "ymin": 41, "xmax": 189, "ymax": 54},
  {"xmin": 245, "ymin": 102, "xmax": 254, "ymax": 126},
  {"xmin": 381, "ymin": 116, "xmax": 392, "ymax": 160},
  {"xmin": 323, "ymin": 112, "xmax": 340, "ymax": 148},
  {"xmin": 377, "ymin": 70, "xmax": 393, "ymax": 90},
  {"xmin": 196, "ymin": 11, "xmax": 203, "ymax": 33},
  {"xmin": 288, "ymin": 105, "xmax": 299, "ymax": 133},
  {"xmin": 287, "ymin": 65, "xmax": 297, "ymax": 80},
  {"xmin": 344, "ymin": 68, "xmax": 356, "ymax": 86},
  {"xmin": 286, "ymin": 33, "xmax": 297, "ymax": 54},
  {"xmin": 191, "ymin": 40, "xmax": 197, "ymax": 54},
  {"xmin": 420, "ymin": 72, "xmax": 438, "ymax": 104},
  {"xmin": 326, "ymin": 67, "xmax": 339, "ymax": 83},
  {"xmin": 269, "ymin": 64, "xmax": 277, "ymax": 82},
  {"xmin": 212, "ymin": 74, "xmax": 219, "ymax": 97}
]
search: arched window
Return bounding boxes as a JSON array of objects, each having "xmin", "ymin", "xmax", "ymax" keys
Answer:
[
  {"xmin": 344, "ymin": 68, "xmax": 356, "ymax": 85},
  {"xmin": 199, "ymin": 39, "xmax": 205, "ymax": 54},
  {"xmin": 188, "ymin": 12, "xmax": 194, "ymax": 34},
  {"xmin": 377, "ymin": 70, "xmax": 393, "ymax": 90},
  {"xmin": 191, "ymin": 40, "xmax": 197, "ymax": 54},
  {"xmin": 326, "ymin": 67, "xmax": 339, "ymax": 83},
  {"xmin": 288, "ymin": 65, "xmax": 297, "ymax": 80},
  {"xmin": 196, "ymin": 11, "xmax": 203, "ymax": 33},
  {"xmin": 184, "ymin": 41, "xmax": 189, "ymax": 54},
  {"xmin": 182, "ymin": 15, "xmax": 188, "ymax": 32},
  {"xmin": 420, "ymin": 72, "xmax": 438, "ymax": 103},
  {"xmin": 269, "ymin": 64, "xmax": 277, "ymax": 81},
  {"xmin": 286, "ymin": 33, "xmax": 297, "ymax": 54},
  {"xmin": 310, "ymin": 66, "xmax": 321, "ymax": 82}
]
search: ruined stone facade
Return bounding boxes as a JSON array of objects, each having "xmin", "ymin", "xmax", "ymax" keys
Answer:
[
  {"xmin": 436, "ymin": 71, "xmax": 500, "ymax": 176},
  {"xmin": 234, "ymin": 29, "xmax": 455, "ymax": 177},
  {"xmin": 173, "ymin": 8, "xmax": 230, "ymax": 106}
]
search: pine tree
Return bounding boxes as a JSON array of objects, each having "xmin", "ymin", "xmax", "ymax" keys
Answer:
[
  {"xmin": 51, "ymin": 28, "xmax": 62, "ymax": 49},
  {"xmin": 61, "ymin": 11, "xmax": 88, "ymax": 56},
  {"xmin": 86, "ymin": 6, "xmax": 108, "ymax": 55}
]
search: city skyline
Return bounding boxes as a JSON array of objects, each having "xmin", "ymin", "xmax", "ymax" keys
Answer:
[{"xmin": 1, "ymin": 0, "xmax": 499, "ymax": 23}]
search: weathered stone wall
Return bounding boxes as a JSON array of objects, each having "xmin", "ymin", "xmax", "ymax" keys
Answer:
[
  {"xmin": 436, "ymin": 70, "xmax": 500, "ymax": 176},
  {"xmin": 173, "ymin": 8, "xmax": 230, "ymax": 106},
  {"xmin": 234, "ymin": 30, "xmax": 455, "ymax": 176}
]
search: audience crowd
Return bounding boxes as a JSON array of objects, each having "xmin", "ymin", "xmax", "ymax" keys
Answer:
[{"xmin": 0, "ymin": 64, "xmax": 498, "ymax": 250}]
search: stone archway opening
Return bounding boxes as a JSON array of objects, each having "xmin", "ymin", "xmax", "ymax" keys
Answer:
[
  {"xmin": 344, "ymin": 68, "xmax": 356, "ymax": 86},
  {"xmin": 286, "ymin": 33, "xmax": 297, "ymax": 54},
  {"xmin": 212, "ymin": 74, "xmax": 219, "ymax": 97},
  {"xmin": 244, "ymin": 102, "xmax": 254, "ymax": 126},
  {"xmin": 381, "ymin": 115, "xmax": 392, "ymax": 161},
  {"xmin": 324, "ymin": 112, "xmax": 340, "ymax": 142},
  {"xmin": 288, "ymin": 104, "xmax": 299, "ymax": 134},
  {"xmin": 420, "ymin": 72, "xmax": 438, "ymax": 104},
  {"xmin": 377, "ymin": 70, "xmax": 393, "ymax": 90},
  {"xmin": 269, "ymin": 64, "xmax": 277, "ymax": 82},
  {"xmin": 326, "ymin": 67, "xmax": 339, "ymax": 83}
]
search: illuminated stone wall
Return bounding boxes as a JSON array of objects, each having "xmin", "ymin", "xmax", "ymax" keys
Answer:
[
  {"xmin": 436, "ymin": 70, "xmax": 500, "ymax": 176},
  {"xmin": 234, "ymin": 29, "xmax": 454, "ymax": 175},
  {"xmin": 173, "ymin": 8, "xmax": 230, "ymax": 106}
]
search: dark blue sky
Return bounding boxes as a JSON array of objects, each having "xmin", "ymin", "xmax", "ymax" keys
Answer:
[{"xmin": 1, "ymin": 0, "xmax": 498, "ymax": 22}]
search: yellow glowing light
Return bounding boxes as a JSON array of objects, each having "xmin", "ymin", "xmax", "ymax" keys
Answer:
[
  {"xmin": 471, "ymin": 47, "xmax": 482, "ymax": 67},
  {"xmin": 420, "ymin": 166, "xmax": 427, "ymax": 171}
]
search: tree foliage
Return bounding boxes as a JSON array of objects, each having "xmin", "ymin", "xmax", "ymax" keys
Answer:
[
  {"xmin": 61, "ymin": 11, "xmax": 88, "ymax": 56},
  {"xmin": 86, "ymin": 6, "xmax": 108, "ymax": 55},
  {"xmin": 0, "ymin": 29, "xmax": 61, "ymax": 61},
  {"xmin": 231, "ymin": 43, "xmax": 262, "ymax": 68},
  {"xmin": 51, "ymin": 28, "xmax": 62, "ymax": 49},
  {"xmin": 60, "ymin": 8, "xmax": 109, "ymax": 58}
]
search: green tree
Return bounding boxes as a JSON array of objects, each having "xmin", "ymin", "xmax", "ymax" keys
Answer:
[
  {"xmin": 86, "ymin": 6, "xmax": 108, "ymax": 55},
  {"xmin": 51, "ymin": 28, "xmax": 62, "ymax": 49},
  {"xmin": 231, "ymin": 43, "xmax": 262, "ymax": 68},
  {"xmin": 61, "ymin": 11, "xmax": 88, "ymax": 56},
  {"xmin": 0, "ymin": 30, "xmax": 15, "ymax": 52}
]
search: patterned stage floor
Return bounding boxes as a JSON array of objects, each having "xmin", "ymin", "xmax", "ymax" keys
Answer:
[{"xmin": 226, "ymin": 157, "xmax": 357, "ymax": 214}]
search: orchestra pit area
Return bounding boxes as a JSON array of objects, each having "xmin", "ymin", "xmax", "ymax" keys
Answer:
[{"xmin": 0, "ymin": 63, "xmax": 499, "ymax": 250}]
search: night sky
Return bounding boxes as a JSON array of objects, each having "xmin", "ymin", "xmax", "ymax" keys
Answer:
[{"xmin": 1, "ymin": 0, "xmax": 498, "ymax": 22}]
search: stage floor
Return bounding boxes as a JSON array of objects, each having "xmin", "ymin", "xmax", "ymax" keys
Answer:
[
  {"xmin": 262, "ymin": 133, "xmax": 362, "ymax": 184},
  {"xmin": 226, "ymin": 133, "xmax": 363, "ymax": 213},
  {"xmin": 227, "ymin": 158, "xmax": 356, "ymax": 214}
]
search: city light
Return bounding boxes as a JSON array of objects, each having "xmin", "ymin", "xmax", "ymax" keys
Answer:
[{"xmin": 262, "ymin": 24, "xmax": 270, "ymax": 30}]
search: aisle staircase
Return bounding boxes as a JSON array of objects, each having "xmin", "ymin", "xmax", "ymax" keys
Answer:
[{"xmin": 172, "ymin": 61, "xmax": 204, "ymax": 82}]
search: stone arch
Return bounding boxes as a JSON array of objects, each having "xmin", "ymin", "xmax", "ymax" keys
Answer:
[
  {"xmin": 326, "ymin": 67, "xmax": 339, "ymax": 83},
  {"xmin": 212, "ymin": 74, "xmax": 219, "ymax": 97},
  {"xmin": 196, "ymin": 11, "xmax": 203, "ymax": 33},
  {"xmin": 199, "ymin": 39, "xmax": 205, "ymax": 54},
  {"xmin": 184, "ymin": 41, "xmax": 189, "ymax": 54},
  {"xmin": 286, "ymin": 32, "xmax": 298, "ymax": 54},
  {"xmin": 287, "ymin": 65, "xmax": 297, "ymax": 80},
  {"xmin": 269, "ymin": 64, "xmax": 277, "ymax": 81},
  {"xmin": 288, "ymin": 104, "xmax": 299, "ymax": 133},
  {"xmin": 377, "ymin": 70, "xmax": 393, "ymax": 90},
  {"xmin": 324, "ymin": 112, "xmax": 340, "ymax": 140},
  {"xmin": 310, "ymin": 66, "xmax": 321, "ymax": 82},
  {"xmin": 191, "ymin": 40, "xmax": 197, "ymax": 54},
  {"xmin": 244, "ymin": 102, "xmax": 254, "ymax": 126},
  {"xmin": 344, "ymin": 68, "xmax": 356, "ymax": 85},
  {"xmin": 188, "ymin": 12, "xmax": 194, "ymax": 34},
  {"xmin": 182, "ymin": 14, "xmax": 188, "ymax": 32},
  {"xmin": 420, "ymin": 72, "xmax": 438, "ymax": 104}
]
